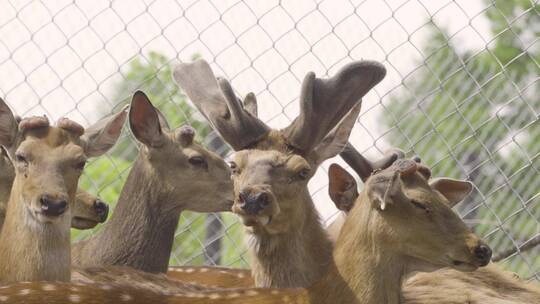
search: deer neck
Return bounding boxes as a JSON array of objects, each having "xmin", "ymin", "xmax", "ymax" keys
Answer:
[
  {"xmin": 72, "ymin": 154, "xmax": 181, "ymax": 273},
  {"xmin": 0, "ymin": 175, "xmax": 14, "ymax": 230},
  {"xmin": 309, "ymin": 196, "xmax": 406, "ymax": 304},
  {"xmin": 246, "ymin": 191, "xmax": 333, "ymax": 288},
  {"xmin": 0, "ymin": 178, "xmax": 71, "ymax": 283}
]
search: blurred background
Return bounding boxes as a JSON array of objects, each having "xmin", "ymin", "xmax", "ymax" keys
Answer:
[{"xmin": 0, "ymin": 0, "xmax": 538, "ymax": 281}]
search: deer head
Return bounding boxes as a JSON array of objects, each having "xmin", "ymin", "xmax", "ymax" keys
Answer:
[
  {"xmin": 0, "ymin": 98, "xmax": 127, "ymax": 282},
  {"xmin": 0, "ymin": 145, "xmax": 109, "ymax": 231},
  {"xmin": 0, "ymin": 100, "xmax": 124, "ymax": 226},
  {"xmin": 71, "ymin": 189, "xmax": 109, "ymax": 229},
  {"xmin": 128, "ymin": 91, "xmax": 233, "ymax": 212},
  {"xmin": 334, "ymin": 159, "xmax": 492, "ymax": 272},
  {"xmin": 173, "ymin": 59, "xmax": 384, "ymax": 233}
]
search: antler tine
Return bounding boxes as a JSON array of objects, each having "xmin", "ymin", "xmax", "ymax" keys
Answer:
[
  {"xmin": 243, "ymin": 92, "xmax": 258, "ymax": 117},
  {"xmin": 340, "ymin": 143, "xmax": 402, "ymax": 182},
  {"xmin": 173, "ymin": 59, "xmax": 269, "ymax": 150},
  {"xmin": 282, "ymin": 61, "xmax": 386, "ymax": 154}
]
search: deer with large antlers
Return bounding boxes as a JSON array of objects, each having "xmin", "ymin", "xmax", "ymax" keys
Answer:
[
  {"xmin": 0, "ymin": 98, "xmax": 126, "ymax": 283},
  {"xmin": 0, "ymin": 158, "xmax": 491, "ymax": 303},
  {"xmin": 328, "ymin": 147, "xmax": 540, "ymax": 303},
  {"xmin": 0, "ymin": 146, "xmax": 109, "ymax": 231},
  {"xmin": 71, "ymin": 91, "xmax": 234, "ymax": 274},
  {"xmin": 173, "ymin": 58, "xmax": 389, "ymax": 288}
]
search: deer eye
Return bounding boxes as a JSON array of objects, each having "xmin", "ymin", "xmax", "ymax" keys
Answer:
[
  {"xmin": 297, "ymin": 168, "xmax": 310, "ymax": 180},
  {"xmin": 189, "ymin": 156, "xmax": 208, "ymax": 169},
  {"xmin": 15, "ymin": 153, "xmax": 28, "ymax": 166},
  {"xmin": 228, "ymin": 161, "xmax": 240, "ymax": 175},
  {"xmin": 410, "ymin": 199, "xmax": 429, "ymax": 212}
]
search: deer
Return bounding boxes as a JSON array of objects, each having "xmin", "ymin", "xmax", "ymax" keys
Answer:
[
  {"xmin": 0, "ymin": 146, "xmax": 109, "ymax": 230},
  {"xmin": 162, "ymin": 145, "xmax": 401, "ymax": 288},
  {"xmin": 0, "ymin": 98, "xmax": 127, "ymax": 283},
  {"xmin": 0, "ymin": 158, "xmax": 492, "ymax": 304},
  {"xmin": 173, "ymin": 58, "xmax": 396, "ymax": 288},
  {"xmin": 71, "ymin": 90, "xmax": 234, "ymax": 274},
  {"xmin": 328, "ymin": 148, "xmax": 540, "ymax": 303}
]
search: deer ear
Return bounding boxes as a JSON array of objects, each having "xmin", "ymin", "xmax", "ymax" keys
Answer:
[
  {"xmin": 82, "ymin": 106, "xmax": 128, "ymax": 157},
  {"xmin": 429, "ymin": 178, "xmax": 472, "ymax": 208},
  {"xmin": 0, "ymin": 98, "xmax": 19, "ymax": 148},
  {"xmin": 328, "ymin": 164, "xmax": 358, "ymax": 212},
  {"xmin": 129, "ymin": 91, "xmax": 168, "ymax": 148},
  {"xmin": 308, "ymin": 102, "xmax": 361, "ymax": 166},
  {"xmin": 154, "ymin": 107, "xmax": 171, "ymax": 131}
]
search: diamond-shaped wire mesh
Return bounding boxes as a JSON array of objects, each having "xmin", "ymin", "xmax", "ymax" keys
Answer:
[{"xmin": 0, "ymin": 0, "xmax": 538, "ymax": 281}]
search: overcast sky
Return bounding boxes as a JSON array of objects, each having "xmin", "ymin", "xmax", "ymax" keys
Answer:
[{"xmin": 0, "ymin": 0, "xmax": 493, "ymax": 218}]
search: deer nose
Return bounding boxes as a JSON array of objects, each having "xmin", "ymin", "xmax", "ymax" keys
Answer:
[
  {"xmin": 238, "ymin": 190, "xmax": 269, "ymax": 215},
  {"xmin": 473, "ymin": 244, "xmax": 492, "ymax": 266},
  {"xmin": 94, "ymin": 199, "xmax": 109, "ymax": 222},
  {"xmin": 40, "ymin": 195, "xmax": 68, "ymax": 217}
]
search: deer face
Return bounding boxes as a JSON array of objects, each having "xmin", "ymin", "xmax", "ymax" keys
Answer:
[
  {"xmin": 230, "ymin": 149, "xmax": 312, "ymax": 234},
  {"xmin": 360, "ymin": 159, "xmax": 491, "ymax": 271},
  {"xmin": 129, "ymin": 91, "xmax": 233, "ymax": 213},
  {"xmin": 13, "ymin": 127, "xmax": 87, "ymax": 225},
  {"xmin": 71, "ymin": 190, "xmax": 109, "ymax": 229},
  {"xmin": 0, "ymin": 98, "xmax": 127, "ymax": 229}
]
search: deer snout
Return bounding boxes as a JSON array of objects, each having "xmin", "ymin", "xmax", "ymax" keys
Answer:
[
  {"xmin": 238, "ymin": 189, "xmax": 270, "ymax": 215},
  {"xmin": 473, "ymin": 244, "xmax": 492, "ymax": 266},
  {"xmin": 93, "ymin": 199, "xmax": 109, "ymax": 222},
  {"xmin": 40, "ymin": 195, "xmax": 68, "ymax": 217}
]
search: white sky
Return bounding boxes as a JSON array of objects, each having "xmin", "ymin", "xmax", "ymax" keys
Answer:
[{"xmin": 0, "ymin": 0, "xmax": 493, "ymax": 219}]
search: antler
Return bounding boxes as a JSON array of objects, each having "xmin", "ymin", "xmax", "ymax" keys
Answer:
[
  {"xmin": 282, "ymin": 61, "xmax": 386, "ymax": 154},
  {"xmin": 173, "ymin": 60, "xmax": 270, "ymax": 150},
  {"xmin": 340, "ymin": 142, "xmax": 404, "ymax": 182}
]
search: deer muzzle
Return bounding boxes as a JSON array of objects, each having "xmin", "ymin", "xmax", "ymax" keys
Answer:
[{"xmin": 39, "ymin": 194, "xmax": 68, "ymax": 217}]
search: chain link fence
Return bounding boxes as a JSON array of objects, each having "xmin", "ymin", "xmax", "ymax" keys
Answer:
[{"xmin": 0, "ymin": 0, "xmax": 538, "ymax": 281}]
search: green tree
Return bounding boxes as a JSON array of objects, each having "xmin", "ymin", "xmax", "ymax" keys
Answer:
[{"xmin": 382, "ymin": 0, "xmax": 539, "ymax": 279}]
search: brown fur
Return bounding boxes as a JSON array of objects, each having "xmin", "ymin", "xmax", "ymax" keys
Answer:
[
  {"xmin": 230, "ymin": 147, "xmax": 334, "ymax": 288},
  {"xmin": 72, "ymin": 92, "xmax": 233, "ymax": 273},
  {"xmin": 0, "ymin": 162, "xmax": 488, "ymax": 303},
  {"xmin": 0, "ymin": 127, "xmax": 86, "ymax": 282},
  {"xmin": 327, "ymin": 164, "xmax": 540, "ymax": 304},
  {"xmin": 166, "ymin": 266, "xmax": 254, "ymax": 288},
  {"xmin": 0, "ymin": 100, "xmax": 126, "ymax": 283},
  {"xmin": 402, "ymin": 265, "xmax": 540, "ymax": 304},
  {"xmin": 307, "ymin": 164, "xmax": 489, "ymax": 304}
]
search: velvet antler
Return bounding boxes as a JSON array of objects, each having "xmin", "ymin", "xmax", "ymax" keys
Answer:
[
  {"xmin": 340, "ymin": 142, "xmax": 404, "ymax": 182},
  {"xmin": 281, "ymin": 61, "xmax": 386, "ymax": 154},
  {"xmin": 173, "ymin": 60, "xmax": 269, "ymax": 150}
]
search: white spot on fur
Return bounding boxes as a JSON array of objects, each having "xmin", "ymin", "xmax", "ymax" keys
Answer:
[
  {"xmin": 70, "ymin": 287, "xmax": 80, "ymax": 292},
  {"xmin": 237, "ymin": 272, "xmax": 246, "ymax": 278},
  {"xmin": 271, "ymin": 290, "xmax": 280, "ymax": 295},
  {"xmin": 227, "ymin": 292, "xmax": 241, "ymax": 298},
  {"xmin": 174, "ymin": 268, "xmax": 184, "ymax": 272},
  {"xmin": 208, "ymin": 293, "xmax": 221, "ymax": 299},
  {"xmin": 100, "ymin": 285, "xmax": 112, "ymax": 290},
  {"xmin": 42, "ymin": 284, "xmax": 56, "ymax": 291},
  {"xmin": 19, "ymin": 289, "xmax": 31, "ymax": 295},
  {"xmin": 69, "ymin": 294, "xmax": 81, "ymax": 303},
  {"xmin": 245, "ymin": 290, "xmax": 258, "ymax": 296},
  {"xmin": 199, "ymin": 268, "xmax": 209, "ymax": 273},
  {"xmin": 185, "ymin": 268, "xmax": 195, "ymax": 273},
  {"xmin": 0, "ymin": 296, "xmax": 8, "ymax": 302},
  {"xmin": 120, "ymin": 294, "xmax": 132, "ymax": 301}
]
